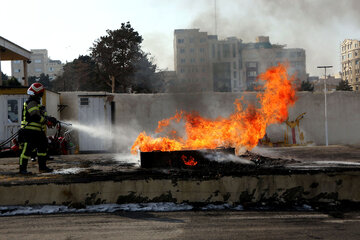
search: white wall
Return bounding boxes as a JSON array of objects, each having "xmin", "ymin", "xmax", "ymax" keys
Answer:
[{"xmin": 60, "ymin": 91, "xmax": 360, "ymax": 152}]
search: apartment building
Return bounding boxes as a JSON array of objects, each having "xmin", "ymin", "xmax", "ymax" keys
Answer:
[
  {"xmin": 11, "ymin": 49, "xmax": 64, "ymax": 83},
  {"xmin": 242, "ymin": 36, "xmax": 306, "ymax": 89},
  {"xmin": 174, "ymin": 29, "xmax": 307, "ymax": 92},
  {"xmin": 174, "ymin": 29, "xmax": 213, "ymax": 92},
  {"xmin": 341, "ymin": 39, "xmax": 360, "ymax": 91}
]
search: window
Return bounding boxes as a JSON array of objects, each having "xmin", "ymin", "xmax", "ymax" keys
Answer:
[
  {"xmin": 189, "ymin": 38, "xmax": 194, "ymax": 43},
  {"xmin": 247, "ymin": 62, "xmax": 257, "ymax": 68},
  {"xmin": 13, "ymin": 60, "xmax": 21, "ymax": 64},
  {"xmin": 200, "ymin": 38, "xmax": 206, "ymax": 43},
  {"xmin": 190, "ymin": 48, "xmax": 195, "ymax": 53},
  {"xmin": 276, "ymin": 52, "xmax": 283, "ymax": 58},
  {"xmin": 233, "ymin": 62, "xmax": 236, "ymax": 69},
  {"xmin": 348, "ymin": 53, "xmax": 352, "ymax": 59},
  {"xmin": 357, "ymin": 78, "xmax": 359, "ymax": 82},
  {"xmin": 342, "ymin": 55, "xmax": 346, "ymax": 60},
  {"xmin": 49, "ymin": 67, "xmax": 54, "ymax": 72},
  {"xmin": 15, "ymin": 69, "xmax": 21, "ymax": 73},
  {"xmin": 180, "ymin": 68, "xmax": 185, "ymax": 73},
  {"xmin": 34, "ymin": 59, "xmax": 41, "ymax": 63},
  {"xmin": 177, "ymin": 39, "xmax": 184, "ymax": 44},
  {"xmin": 223, "ymin": 44, "xmax": 230, "ymax": 58},
  {"xmin": 180, "ymin": 48, "xmax": 185, "ymax": 54},
  {"xmin": 232, "ymin": 43, "xmax": 236, "ymax": 58},
  {"xmin": 35, "ymin": 68, "xmax": 42, "ymax": 72},
  {"xmin": 233, "ymin": 71, "xmax": 237, "ymax": 78},
  {"xmin": 200, "ymin": 58, "xmax": 205, "ymax": 62},
  {"xmin": 200, "ymin": 48, "xmax": 205, "ymax": 53},
  {"xmin": 7, "ymin": 100, "xmax": 18, "ymax": 123},
  {"xmin": 190, "ymin": 58, "xmax": 196, "ymax": 63},
  {"xmin": 248, "ymin": 71, "xmax": 257, "ymax": 77},
  {"xmin": 80, "ymin": 98, "xmax": 89, "ymax": 106},
  {"xmin": 180, "ymin": 59, "xmax": 185, "ymax": 64}
]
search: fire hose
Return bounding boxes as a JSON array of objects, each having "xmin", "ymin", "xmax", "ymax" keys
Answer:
[{"xmin": 0, "ymin": 120, "xmax": 72, "ymax": 148}]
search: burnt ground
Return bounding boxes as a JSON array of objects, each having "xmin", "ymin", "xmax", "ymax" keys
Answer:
[{"xmin": 0, "ymin": 145, "xmax": 359, "ymax": 185}]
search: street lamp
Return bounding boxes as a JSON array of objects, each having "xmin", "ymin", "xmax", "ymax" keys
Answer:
[{"xmin": 317, "ymin": 65, "xmax": 333, "ymax": 146}]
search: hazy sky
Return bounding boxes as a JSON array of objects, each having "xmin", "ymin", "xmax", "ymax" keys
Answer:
[{"xmin": 1, "ymin": 0, "xmax": 359, "ymax": 77}]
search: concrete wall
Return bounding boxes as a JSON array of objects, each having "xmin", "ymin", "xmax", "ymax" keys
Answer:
[
  {"xmin": 1, "ymin": 171, "xmax": 360, "ymax": 206},
  {"xmin": 60, "ymin": 91, "xmax": 360, "ymax": 151},
  {"xmin": 113, "ymin": 91, "xmax": 360, "ymax": 148}
]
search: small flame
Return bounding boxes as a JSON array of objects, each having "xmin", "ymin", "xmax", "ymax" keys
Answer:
[
  {"xmin": 131, "ymin": 63, "xmax": 297, "ymax": 154},
  {"xmin": 181, "ymin": 155, "xmax": 198, "ymax": 166}
]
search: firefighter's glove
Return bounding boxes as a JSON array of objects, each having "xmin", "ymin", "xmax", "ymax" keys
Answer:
[{"xmin": 46, "ymin": 116, "xmax": 58, "ymax": 128}]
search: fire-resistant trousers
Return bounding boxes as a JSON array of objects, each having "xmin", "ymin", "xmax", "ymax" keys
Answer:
[{"xmin": 19, "ymin": 129, "xmax": 48, "ymax": 170}]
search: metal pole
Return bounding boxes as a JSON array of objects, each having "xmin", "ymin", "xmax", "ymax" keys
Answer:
[
  {"xmin": 317, "ymin": 65, "xmax": 333, "ymax": 146},
  {"xmin": 214, "ymin": 0, "xmax": 217, "ymax": 35}
]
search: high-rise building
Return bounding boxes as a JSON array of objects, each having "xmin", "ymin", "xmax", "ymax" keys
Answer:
[
  {"xmin": 11, "ymin": 49, "xmax": 64, "ymax": 83},
  {"xmin": 174, "ymin": 29, "xmax": 213, "ymax": 92},
  {"xmin": 174, "ymin": 29, "xmax": 307, "ymax": 92},
  {"xmin": 341, "ymin": 39, "xmax": 360, "ymax": 91}
]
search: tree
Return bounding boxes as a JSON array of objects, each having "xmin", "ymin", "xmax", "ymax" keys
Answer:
[
  {"xmin": 28, "ymin": 74, "xmax": 52, "ymax": 88},
  {"xmin": 51, "ymin": 55, "xmax": 107, "ymax": 91},
  {"xmin": 336, "ymin": 80, "xmax": 352, "ymax": 91},
  {"xmin": 300, "ymin": 80, "xmax": 314, "ymax": 92},
  {"xmin": 1, "ymin": 71, "xmax": 8, "ymax": 82},
  {"xmin": 2, "ymin": 76, "xmax": 21, "ymax": 87},
  {"xmin": 90, "ymin": 22, "xmax": 143, "ymax": 93}
]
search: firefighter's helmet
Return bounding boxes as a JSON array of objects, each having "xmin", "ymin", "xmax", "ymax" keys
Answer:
[{"xmin": 27, "ymin": 83, "xmax": 44, "ymax": 96}]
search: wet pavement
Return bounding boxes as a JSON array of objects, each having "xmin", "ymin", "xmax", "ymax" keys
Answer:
[{"xmin": 0, "ymin": 145, "xmax": 359, "ymax": 184}]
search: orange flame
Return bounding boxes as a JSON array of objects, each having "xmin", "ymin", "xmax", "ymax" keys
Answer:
[
  {"xmin": 131, "ymin": 63, "xmax": 297, "ymax": 154},
  {"xmin": 181, "ymin": 155, "xmax": 198, "ymax": 166}
]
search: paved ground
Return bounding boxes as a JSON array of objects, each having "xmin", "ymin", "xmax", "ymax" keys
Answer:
[
  {"xmin": 253, "ymin": 145, "xmax": 360, "ymax": 163},
  {"xmin": 1, "ymin": 210, "xmax": 360, "ymax": 240},
  {"xmin": 0, "ymin": 145, "xmax": 360, "ymax": 183}
]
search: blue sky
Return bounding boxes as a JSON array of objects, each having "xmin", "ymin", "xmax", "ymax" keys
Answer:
[{"xmin": 1, "ymin": 0, "xmax": 359, "ymax": 76}]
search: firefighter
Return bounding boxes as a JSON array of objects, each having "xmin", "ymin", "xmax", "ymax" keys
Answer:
[{"xmin": 18, "ymin": 83, "xmax": 57, "ymax": 174}]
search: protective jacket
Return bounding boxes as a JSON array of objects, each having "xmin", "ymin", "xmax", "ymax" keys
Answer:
[{"xmin": 21, "ymin": 96, "xmax": 47, "ymax": 131}]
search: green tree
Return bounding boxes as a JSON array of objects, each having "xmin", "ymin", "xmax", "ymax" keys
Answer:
[
  {"xmin": 90, "ymin": 22, "xmax": 143, "ymax": 93},
  {"xmin": 300, "ymin": 80, "xmax": 314, "ymax": 92},
  {"xmin": 336, "ymin": 80, "xmax": 353, "ymax": 91},
  {"xmin": 28, "ymin": 74, "xmax": 52, "ymax": 88},
  {"xmin": 52, "ymin": 55, "xmax": 107, "ymax": 91},
  {"xmin": 1, "ymin": 71, "xmax": 8, "ymax": 82},
  {"xmin": 3, "ymin": 76, "xmax": 21, "ymax": 87}
]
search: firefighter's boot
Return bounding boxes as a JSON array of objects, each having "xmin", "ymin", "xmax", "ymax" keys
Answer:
[
  {"xmin": 38, "ymin": 157, "xmax": 53, "ymax": 173},
  {"xmin": 19, "ymin": 159, "xmax": 32, "ymax": 174}
]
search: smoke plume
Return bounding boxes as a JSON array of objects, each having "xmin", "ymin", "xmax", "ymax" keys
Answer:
[{"xmin": 188, "ymin": 0, "xmax": 360, "ymax": 76}]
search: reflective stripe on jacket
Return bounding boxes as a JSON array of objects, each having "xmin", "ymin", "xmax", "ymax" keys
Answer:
[{"xmin": 21, "ymin": 99, "xmax": 47, "ymax": 131}]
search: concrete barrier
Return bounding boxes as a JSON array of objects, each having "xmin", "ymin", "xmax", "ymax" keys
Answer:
[{"xmin": 1, "ymin": 169, "xmax": 359, "ymax": 206}]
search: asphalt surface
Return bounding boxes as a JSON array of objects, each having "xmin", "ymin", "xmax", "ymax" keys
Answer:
[{"xmin": 1, "ymin": 211, "xmax": 360, "ymax": 240}]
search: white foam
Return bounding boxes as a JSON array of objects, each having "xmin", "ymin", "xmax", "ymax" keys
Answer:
[{"xmin": 0, "ymin": 203, "xmax": 245, "ymax": 216}]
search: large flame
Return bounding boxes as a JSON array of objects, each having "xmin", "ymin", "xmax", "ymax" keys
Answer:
[{"xmin": 131, "ymin": 63, "xmax": 297, "ymax": 154}]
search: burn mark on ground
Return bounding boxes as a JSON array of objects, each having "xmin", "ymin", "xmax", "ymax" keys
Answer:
[{"xmin": 117, "ymin": 192, "xmax": 149, "ymax": 204}]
